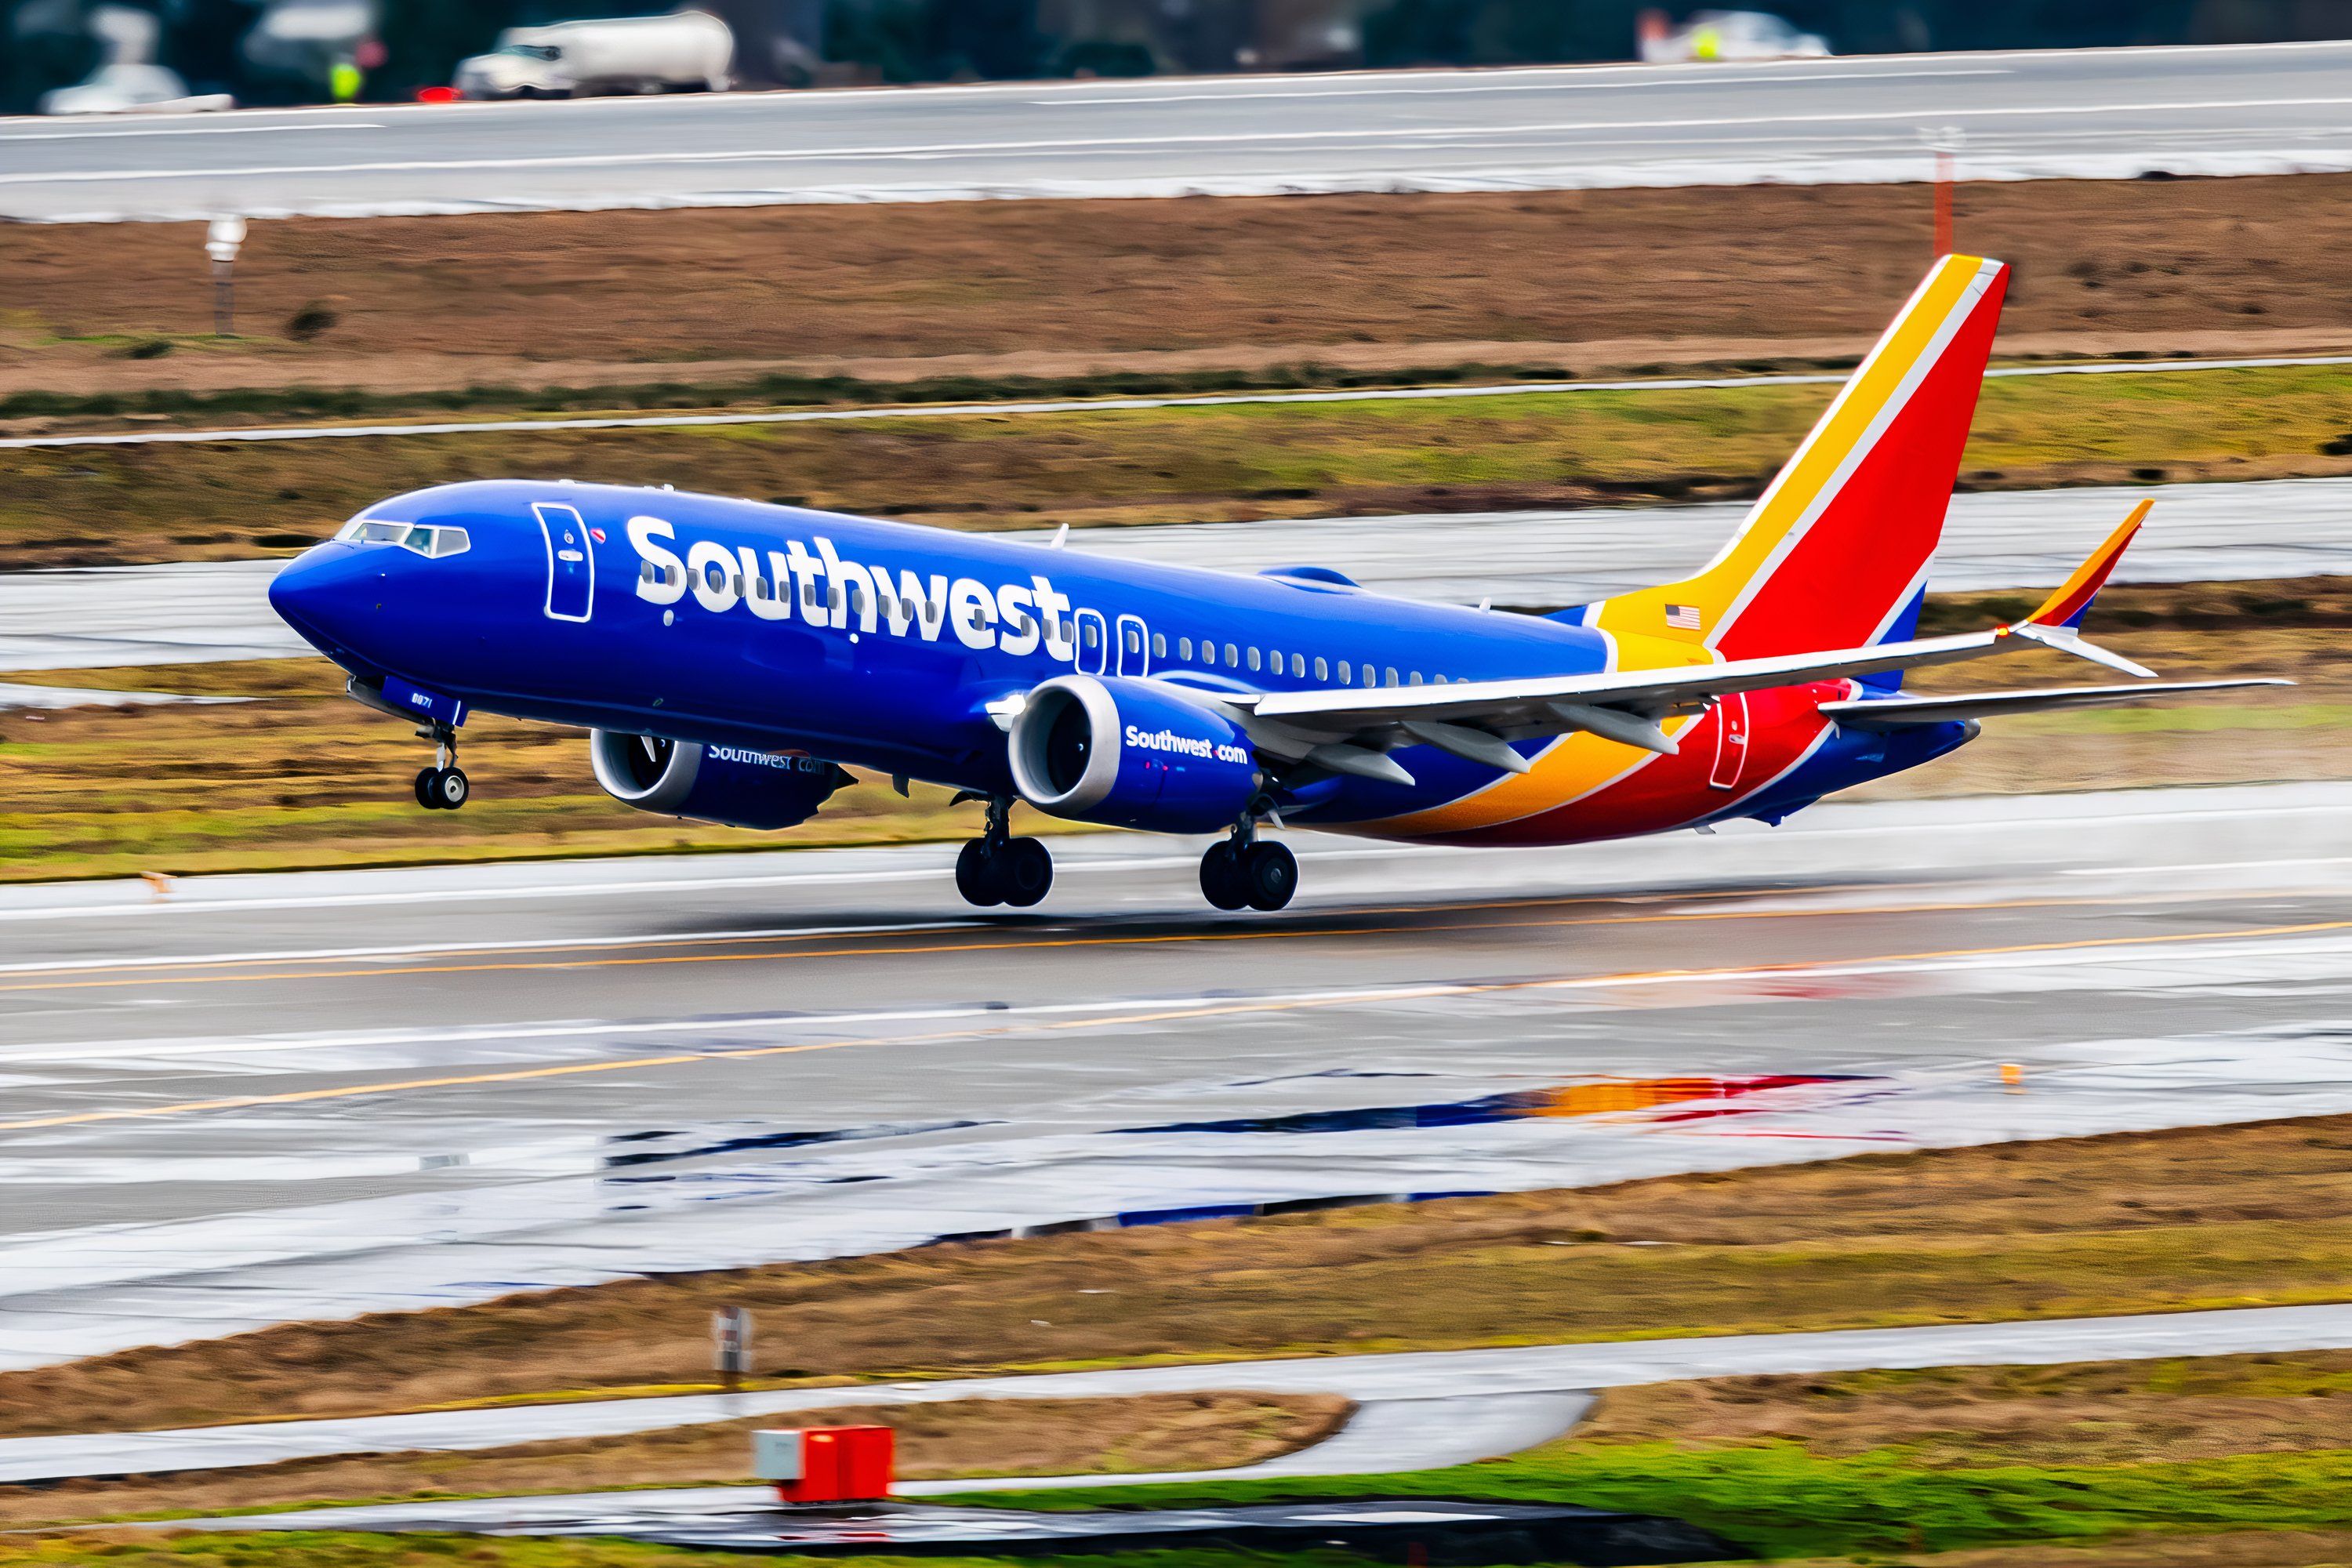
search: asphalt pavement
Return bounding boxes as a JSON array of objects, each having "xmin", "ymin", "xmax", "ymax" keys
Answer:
[
  {"xmin": 5, "ymin": 43, "xmax": 2350, "ymax": 222},
  {"xmin": 8, "ymin": 781, "xmax": 2352, "ymax": 1369},
  {"xmin": 9, "ymin": 475, "xmax": 2347, "ymax": 672}
]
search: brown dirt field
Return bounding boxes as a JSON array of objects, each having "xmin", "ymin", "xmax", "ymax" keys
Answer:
[
  {"xmin": 1576, "ymin": 1353, "xmax": 2352, "ymax": 1466},
  {"xmin": 5, "ymin": 1112, "xmax": 2352, "ymax": 1441},
  {"xmin": 6, "ymin": 175, "xmax": 2351, "ymax": 400},
  {"xmin": 0, "ymin": 1392, "xmax": 1345, "ymax": 1528}
]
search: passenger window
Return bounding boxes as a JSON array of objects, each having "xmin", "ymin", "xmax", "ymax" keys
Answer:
[
  {"xmin": 1083, "ymin": 621, "xmax": 1101, "ymax": 648},
  {"xmin": 1314, "ymin": 656, "xmax": 1327, "ymax": 681},
  {"xmin": 1385, "ymin": 666, "xmax": 1399, "ymax": 686},
  {"xmin": 1178, "ymin": 637, "xmax": 1192, "ymax": 660},
  {"xmin": 1291, "ymin": 653, "xmax": 1305, "ymax": 678},
  {"xmin": 1224, "ymin": 642, "xmax": 1239, "ymax": 666},
  {"xmin": 1152, "ymin": 633, "xmax": 1167, "ymax": 659},
  {"xmin": 1338, "ymin": 662, "xmax": 1352, "ymax": 686},
  {"xmin": 1432, "ymin": 673, "xmax": 1446, "ymax": 684},
  {"xmin": 1410, "ymin": 671, "xmax": 1424, "ymax": 686},
  {"xmin": 1247, "ymin": 647, "xmax": 1262, "ymax": 672}
]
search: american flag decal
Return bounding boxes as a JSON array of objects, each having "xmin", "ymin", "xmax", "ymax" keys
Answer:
[{"xmin": 1664, "ymin": 604, "xmax": 1702, "ymax": 630}]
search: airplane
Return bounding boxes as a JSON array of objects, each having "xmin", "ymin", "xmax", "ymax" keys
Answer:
[{"xmin": 267, "ymin": 253, "xmax": 2284, "ymax": 912}]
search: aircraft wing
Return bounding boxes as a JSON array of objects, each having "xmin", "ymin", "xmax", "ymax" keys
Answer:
[
  {"xmin": 1818, "ymin": 679, "xmax": 2291, "ymax": 729},
  {"xmin": 1219, "ymin": 508, "xmax": 2200, "ymax": 786},
  {"xmin": 1226, "ymin": 622, "xmax": 2121, "ymax": 781}
]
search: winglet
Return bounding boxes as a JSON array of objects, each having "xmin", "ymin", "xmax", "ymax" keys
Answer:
[{"xmin": 2024, "ymin": 499, "xmax": 2150, "ymax": 630}]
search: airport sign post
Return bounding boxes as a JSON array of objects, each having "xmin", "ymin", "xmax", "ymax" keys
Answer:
[
  {"xmin": 205, "ymin": 217, "xmax": 246, "ymax": 337},
  {"xmin": 713, "ymin": 1305, "xmax": 753, "ymax": 1388}
]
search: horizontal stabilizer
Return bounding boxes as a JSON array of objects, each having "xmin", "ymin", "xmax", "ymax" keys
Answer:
[{"xmin": 1821, "ymin": 678, "xmax": 2291, "ymax": 729}]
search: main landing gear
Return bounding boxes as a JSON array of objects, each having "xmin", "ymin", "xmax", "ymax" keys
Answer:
[
  {"xmin": 412, "ymin": 723, "xmax": 470, "ymax": 811},
  {"xmin": 955, "ymin": 794, "xmax": 1053, "ymax": 908},
  {"xmin": 1200, "ymin": 809, "xmax": 1296, "ymax": 913}
]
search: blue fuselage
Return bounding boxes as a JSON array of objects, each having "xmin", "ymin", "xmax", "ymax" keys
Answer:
[{"xmin": 268, "ymin": 480, "xmax": 1963, "ymax": 839}]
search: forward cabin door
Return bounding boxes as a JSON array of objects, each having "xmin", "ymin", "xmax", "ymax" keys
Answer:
[
  {"xmin": 1708, "ymin": 693, "xmax": 1751, "ymax": 790},
  {"xmin": 534, "ymin": 503, "xmax": 594, "ymax": 623}
]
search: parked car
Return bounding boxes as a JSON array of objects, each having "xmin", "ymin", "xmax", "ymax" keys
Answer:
[
  {"xmin": 453, "ymin": 10, "xmax": 734, "ymax": 100},
  {"xmin": 1636, "ymin": 9, "xmax": 1832, "ymax": 61},
  {"xmin": 40, "ymin": 62, "xmax": 235, "ymax": 114}
]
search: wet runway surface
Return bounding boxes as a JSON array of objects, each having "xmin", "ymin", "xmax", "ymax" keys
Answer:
[
  {"xmin": 5, "ymin": 782, "xmax": 2352, "ymax": 1367},
  {"xmin": 8, "ymin": 43, "xmax": 2352, "ymax": 222}
]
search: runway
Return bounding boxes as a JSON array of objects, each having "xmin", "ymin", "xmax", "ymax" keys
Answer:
[
  {"xmin": 5, "ymin": 42, "xmax": 2352, "ymax": 223},
  {"xmin": 8, "ymin": 474, "xmax": 2347, "ymax": 673},
  {"xmin": 8, "ymin": 781, "xmax": 2352, "ymax": 1369}
]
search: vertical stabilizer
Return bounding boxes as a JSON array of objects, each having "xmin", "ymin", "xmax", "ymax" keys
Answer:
[{"xmin": 1592, "ymin": 254, "xmax": 2010, "ymax": 662}]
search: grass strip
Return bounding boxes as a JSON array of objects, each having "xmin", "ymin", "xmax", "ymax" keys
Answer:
[
  {"xmin": 7, "ymin": 362, "xmax": 2347, "ymax": 567},
  {"xmin": 1, "ymin": 608, "xmax": 2333, "ymax": 884},
  {"xmin": 953, "ymin": 1443, "xmax": 2352, "ymax": 1560}
]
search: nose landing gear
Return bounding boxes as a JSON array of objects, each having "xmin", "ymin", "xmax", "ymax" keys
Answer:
[
  {"xmin": 412, "ymin": 723, "xmax": 470, "ymax": 811},
  {"xmin": 953, "ymin": 794, "xmax": 1052, "ymax": 908},
  {"xmin": 1200, "ymin": 806, "xmax": 1295, "ymax": 912}
]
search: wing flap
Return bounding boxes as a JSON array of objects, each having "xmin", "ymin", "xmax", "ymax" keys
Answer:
[{"xmin": 1820, "ymin": 679, "xmax": 2289, "ymax": 729}]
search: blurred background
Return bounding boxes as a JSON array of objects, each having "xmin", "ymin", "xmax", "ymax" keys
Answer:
[{"xmin": 7, "ymin": 0, "xmax": 2351, "ymax": 114}]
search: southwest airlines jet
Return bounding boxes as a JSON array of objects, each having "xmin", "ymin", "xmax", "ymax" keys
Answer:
[{"xmin": 269, "ymin": 256, "xmax": 2279, "ymax": 911}]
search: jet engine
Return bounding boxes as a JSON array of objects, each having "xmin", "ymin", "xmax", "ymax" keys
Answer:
[
  {"xmin": 590, "ymin": 731, "xmax": 850, "ymax": 831},
  {"xmin": 1007, "ymin": 674, "xmax": 1261, "ymax": 833}
]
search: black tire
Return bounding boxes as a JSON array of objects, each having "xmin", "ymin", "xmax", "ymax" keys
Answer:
[
  {"xmin": 956, "ymin": 839, "xmax": 1004, "ymax": 907},
  {"xmin": 414, "ymin": 767, "xmax": 441, "ymax": 809},
  {"xmin": 1000, "ymin": 837, "xmax": 1053, "ymax": 908},
  {"xmin": 1243, "ymin": 840, "xmax": 1298, "ymax": 911},
  {"xmin": 434, "ymin": 767, "xmax": 470, "ymax": 810},
  {"xmin": 1199, "ymin": 842, "xmax": 1248, "ymax": 910}
]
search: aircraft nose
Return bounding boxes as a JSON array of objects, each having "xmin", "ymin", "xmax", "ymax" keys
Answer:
[{"xmin": 268, "ymin": 543, "xmax": 376, "ymax": 655}]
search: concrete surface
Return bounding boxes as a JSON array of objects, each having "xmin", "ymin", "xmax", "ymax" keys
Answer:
[
  {"xmin": 7, "ymin": 782, "xmax": 2352, "ymax": 1369},
  {"xmin": 5, "ymin": 43, "xmax": 2351, "ymax": 223},
  {"xmin": 9, "ymin": 474, "xmax": 2347, "ymax": 672},
  {"xmin": 13, "ymin": 1303, "xmax": 2352, "ymax": 1484}
]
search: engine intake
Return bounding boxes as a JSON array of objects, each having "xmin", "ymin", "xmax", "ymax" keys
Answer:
[
  {"xmin": 590, "ymin": 731, "xmax": 849, "ymax": 831},
  {"xmin": 1007, "ymin": 674, "xmax": 1260, "ymax": 833}
]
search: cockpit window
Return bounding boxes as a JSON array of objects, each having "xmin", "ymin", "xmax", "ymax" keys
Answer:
[{"xmin": 334, "ymin": 519, "xmax": 471, "ymax": 557}]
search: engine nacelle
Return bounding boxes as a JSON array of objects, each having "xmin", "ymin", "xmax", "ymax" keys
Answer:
[
  {"xmin": 1007, "ymin": 674, "xmax": 1260, "ymax": 833},
  {"xmin": 590, "ymin": 731, "xmax": 849, "ymax": 831}
]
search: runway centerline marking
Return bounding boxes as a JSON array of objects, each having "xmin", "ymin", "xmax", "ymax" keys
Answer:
[
  {"xmin": 5, "ymin": 915, "xmax": 2348, "ymax": 1132},
  {"xmin": 0, "ymin": 884, "xmax": 2305, "ymax": 997}
]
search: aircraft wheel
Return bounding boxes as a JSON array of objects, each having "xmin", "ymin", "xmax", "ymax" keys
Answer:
[
  {"xmin": 1243, "ymin": 840, "xmax": 1298, "ymax": 912},
  {"xmin": 1199, "ymin": 842, "xmax": 1249, "ymax": 910},
  {"xmin": 414, "ymin": 767, "xmax": 441, "ymax": 809},
  {"xmin": 999, "ymin": 837, "xmax": 1053, "ymax": 908},
  {"xmin": 956, "ymin": 839, "xmax": 1004, "ymax": 907},
  {"xmin": 431, "ymin": 767, "xmax": 470, "ymax": 811}
]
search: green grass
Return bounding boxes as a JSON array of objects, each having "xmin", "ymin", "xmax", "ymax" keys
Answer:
[
  {"xmin": 954, "ymin": 1443, "xmax": 2352, "ymax": 1560},
  {"xmin": 0, "ymin": 1537, "xmax": 1347, "ymax": 1568},
  {"xmin": 8, "ymin": 361, "xmax": 2348, "ymax": 568}
]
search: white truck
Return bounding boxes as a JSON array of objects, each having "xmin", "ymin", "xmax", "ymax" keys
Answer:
[{"xmin": 454, "ymin": 11, "xmax": 734, "ymax": 100}]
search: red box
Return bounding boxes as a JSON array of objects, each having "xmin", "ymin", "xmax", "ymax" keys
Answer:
[{"xmin": 775, "ymin": 1425, "xmax": 895, "ymax": 1503}]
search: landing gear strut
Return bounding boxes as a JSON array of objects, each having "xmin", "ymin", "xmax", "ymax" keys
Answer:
[
  {"xmin": 954, "ymin": 794, "xmax": 1052, "ymax": 909},
  {"xmin": 1200, "ymin": 804, "xmax": 1296, "ymax": 913},
  {"xmin": 412, "ymin": 723, "xmax": 470, "ymax": 811}
]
